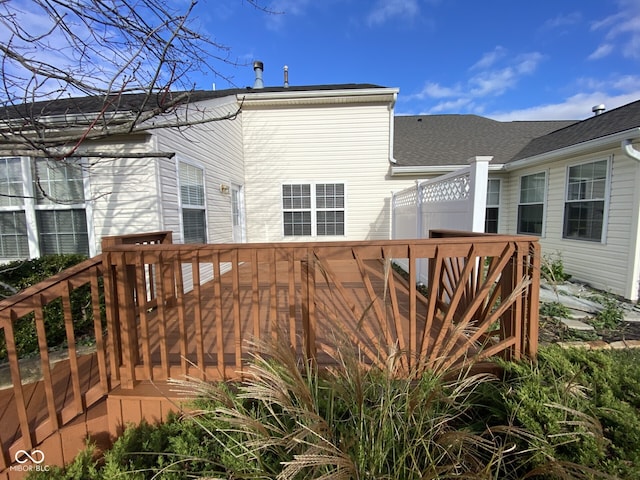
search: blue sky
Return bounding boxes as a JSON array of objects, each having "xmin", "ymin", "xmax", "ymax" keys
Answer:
[{"xmin": 192, "ymin": 0, "xmax": 640, "ymax": 121}]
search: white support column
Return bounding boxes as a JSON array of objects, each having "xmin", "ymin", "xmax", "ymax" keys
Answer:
[{"xmin": 468, "ymin": 156, "xmax": 492, "ymax": 233}]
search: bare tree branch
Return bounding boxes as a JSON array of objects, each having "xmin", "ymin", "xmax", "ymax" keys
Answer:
[{"xmin": 0, "ymin": 0, "xmax": 273, "ymax": 171}]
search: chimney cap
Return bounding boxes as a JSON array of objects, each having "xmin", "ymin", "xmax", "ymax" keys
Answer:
[{"xmin": 252, "ymin": 60, "xmax": 264, "ymax": 89}]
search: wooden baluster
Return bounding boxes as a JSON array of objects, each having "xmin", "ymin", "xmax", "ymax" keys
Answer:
[
  {"xmin": 62, "ymin": 281, "xmax": 83, "ymax": 414},
  {"xmin": 102, "ymin": 251, "xmax": 121, "ymax": 384},
  {"xmin": 90, "ymin": 270, "xmax": 109, "ymax": 392},
  {"xmin": 156, "ymin": 252, "xmax": 170, "ymax": 380},
  {"xmin": 192, "ymin": 251, "xmax": 205, "ymax": 379},
  {"xmin": 174, "ymin": 252, "xmax": 188, "ymax": 377},
  {"xmin": 3, "ymin": 311, "xmax": 33, "ymax": 452},
  {"xmin": 115, "ymin": 251, "xmax": 137, "ymax": 388},
  {"xmin": 232, "ymin": 250, "xmax": 242, "ymax": 372},
  {"xmin": 300, "ymin": 251, "xmax": 317, "ymax": 364},
  {"xmin": 34, "ymin": 296, "xmax": 59, "ymax": 432},
  {"xmin": 212, "ymin": 252, "xmax": 225, "ymax": 379},
  {"xmin": 135, "ymin": 253, "xmax": 152, "ymax": 381}
]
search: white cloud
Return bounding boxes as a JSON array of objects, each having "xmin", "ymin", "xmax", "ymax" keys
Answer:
[
  {"xmin": 470, "ymin": 46, "xmax": 506, "ymax": 71},
  {"xmin": 366, "ymin": 0, "xmax": 420, "ymax": 26},
  {"xmin": 488, "ymin": 91, "xmax": 640, "ymax": 121},
  {"xmin": 588, "ymin": 43, "xmax": 614, "ymax": 60},
  {"xmin": 590, "ymin": 0, "xmax": 640, "ymax": 60},
  {"xmin": 406, "ymin": 48, "xmax": 544, "ymax": 112},
  {"xmin": 415, "ymin": 82, "xmax": 462, "ymax": 99},
  {"xmin": 542, "ymin": 11, "xmax": 582, "ymax": 30},
  {"xmin": 429, "ymin": 98, "xmax": 473, "ymax": 113},
  {"xmin": 265, "ymin": 0, "xmax": 313, "ymax": 31}
]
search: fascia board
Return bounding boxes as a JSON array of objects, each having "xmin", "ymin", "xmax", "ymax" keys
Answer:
[
  {"xmin": 238, "ymin": 87, "xmax": 399, "ymax": 107},
  {"xmin": 391, "ymin": 164, "xmax": 505, "ymax": 176}
]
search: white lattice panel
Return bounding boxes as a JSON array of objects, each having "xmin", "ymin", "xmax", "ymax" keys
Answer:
[
  {"xmin": 392, "ymin": 188, "xmax": 418, "ymax": 208},
  {"xmin": 419, "ymin": 173, "xmax": 470, "ymax": 203}
]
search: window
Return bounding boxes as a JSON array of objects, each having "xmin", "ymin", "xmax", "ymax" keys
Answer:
[
  {"xmin": 0, "ymin": 157, "xmax": 29, "ymax": 257},
  {"xmin": 179, "ymin": 161, "xmax": 206, "ymax": 244},
  {"xmin": 563, "ymin": 159, "xmax": 608, "ymax": 242},
  {"xmin": 485, "ymin": 178, "xmax": 500, "ymax": 233},
  {"xmin": 0, "ymin": 157, "xmax": 90, "ymax": 259},
  {"xmin": 282, "ymin": 183, "xmax": 345, "ymax": 236},
  {"xmin": 517, "ymin": 172, "xmax": 546, "ymax": 235},
  {"xmin": 33, "ymin": 159, "xmax": 89, "ymax": 255},
  {"xmin": 282, "ymin": 184, "xmax": 311, "ymax": 235}
]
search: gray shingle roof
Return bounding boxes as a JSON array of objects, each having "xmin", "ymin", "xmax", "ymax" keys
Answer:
[
  {"xmin": 394, "ymin": 115, "xmax": 576, "ymax": 167},
  {"xmin": 510, "ymin": 99, "xmax": 640, "ymax": 162},
  {"xmin": 0, "ymin": 84, "xmax": 386, "ymax": 120}
]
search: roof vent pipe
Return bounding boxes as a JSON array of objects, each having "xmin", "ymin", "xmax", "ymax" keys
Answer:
[
  {"xmin": 253, "ymin": 61, "xmax": 264, "ymax": 89},
  {"xmin": 283, "ymin": 65, "xmax": 289, "ymax": 88},
  {"xmin": 592, "ymin": 104, "xmax": 606, "ymax": 116}
]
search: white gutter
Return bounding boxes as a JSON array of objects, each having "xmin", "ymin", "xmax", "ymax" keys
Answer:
[
  {"xmin": 623, "ymin": 138, "xmax": 640, "ymax": 161},
  {"xmin": 239, "ymin": 87, "xmax": 399, "ymax": 102},
  {"xmin": 391, "ymin": 163, "xmax": 505, "ymax": 176},
  {"xmin": 389, "ymin": 91, "xmax": 398, "ymax": 164},
  {"xmin": 504, "ymin": 127, "xmax": 640, "ymax": 171}
]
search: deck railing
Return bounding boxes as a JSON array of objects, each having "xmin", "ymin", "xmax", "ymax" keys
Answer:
[
  {"xmin": 0, "ymin": 230, "xmax": 540, "ymax": 468},
  {"xmin": 0, "ymin": 256, "xmax": 107, "ymax": 470},
  {"xmin": 101, "ymin": 230, "xmax": 540, "ymax": 387}
]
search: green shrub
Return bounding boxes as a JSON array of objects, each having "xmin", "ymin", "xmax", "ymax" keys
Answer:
[
  {"xmin": 591, "ymin": 294, "xmax": 624, "ymax": 329},
  {"xmin": 32, "ymin": 344, "xmax": 640, "ymax": 479},
  {"xmin": 540, "ymin": 300, "xmax": 570, "ymax": 319},
  {"xmin": 0, "ymin": 255, "xmax": 97, "ymax": 361},
  {"xmin": 492, "ymin": 346, "xmax": 640, "ymax": 479},
  {"xmin": 541, "ymin": 252, "xmax": 571, "ymax": 284}
]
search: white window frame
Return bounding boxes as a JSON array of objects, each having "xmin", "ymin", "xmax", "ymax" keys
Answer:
[
  {"xmin": 32, "ymin": 158, "xmax": 93, "ymax": 257},
  {"xmin": 0, "ymin": 156, "xmax": 94, "ymax": 259},
  {"xmin": 485, "ymin": 178, "xmax": 501, "ymax": 234},
  {"xmin": 177, "ymin": 159, "xmax": 208, "ymax": 244},
  {"xmin": 517, "ymin": 171, "xmax": 547, "ymax": 236},
  {"xmin": 0, "ymin": 157, "xmax": 30, "ymax": 258},
  {"xmin": 562, "ymin": 157, "xmax": 611, "ymax": 243},
  {"xmin": 281, "ymin": 181, "xmax": 347, "ymax": 237}
]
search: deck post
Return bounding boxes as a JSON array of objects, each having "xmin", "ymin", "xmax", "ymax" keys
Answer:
[
  {"xmin": 301, "ymin": 253, "xmax": 317, "ymax": 364},
  {"xmin": 103, "ymin": 235, "xmax": 139, "ymax": 389},
  {"xmin": 525, "ymin": 242, "xmax": 541, "ymax": 357},
  {"xmin": 499, "ymin": 244, "xmax": 517, "ymax": 361}
]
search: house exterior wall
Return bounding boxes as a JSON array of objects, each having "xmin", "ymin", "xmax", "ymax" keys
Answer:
[
  {"xmin": 86, "ymin": 135, "xmax": 162, "ymax": 252},
  {"xmin": 502, "ymin": 146, "xmax": 640, "ymax": 300},
  {"xmin": 153, "ymin": 96, "xmax": 245, "ymax": 245},
  {"xmin": 242, "ymin": 94, "xmax": 396, "ymax": 242}
]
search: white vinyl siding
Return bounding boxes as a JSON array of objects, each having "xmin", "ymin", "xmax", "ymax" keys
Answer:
[
  {"xmin": 243, "ymin": 97, "xmax": 394, "ymax": 242},
  {"xmin": 154, "ymin": 96, "xmax": 245, "ymax": 245},
  {"xmin": 503, "ymin": 149, "xmax": 639, "ymax": 300}
]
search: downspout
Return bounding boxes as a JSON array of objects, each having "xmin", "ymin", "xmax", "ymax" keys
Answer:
[
  {"xmin": 622, "ymin": 138, "xmax": 640, "ymax": 162},
  {"xmin": 622, "ymin": 137, "xmax": 640, "ymax": 301},
  {"xmin": 388, "ymin": 91, "xmax": 398, "ymax": 164}
]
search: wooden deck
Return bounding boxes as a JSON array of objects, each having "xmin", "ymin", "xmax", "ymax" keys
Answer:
[
  {"xmin": 0, "ymin": 231, "xmax": 541, "ymax": 477},
  {"xmin": 126, "ymin": 258, "xmax": 433, "ymax": 380}
]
